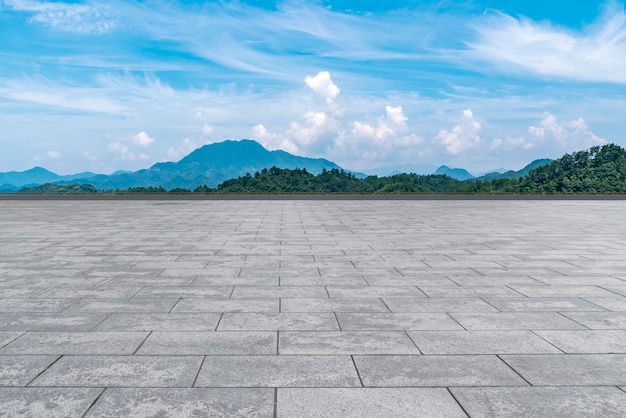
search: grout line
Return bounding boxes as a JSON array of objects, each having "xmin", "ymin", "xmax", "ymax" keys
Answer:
[
  {"xmin": 132, "ymin": 331, "xmax": 152, "ymax": 355},
  {"xmin": 214, "ymin": 313, "xmax": 224, "ymax": 331},
  {"xmin": 80, "ymin": 387, "xmax": 107, "ymax": 418},
  {"xmin": 446, "ymin": 387, "xmax": 471, "ymax": 418},
  {"xmin": 497, "ymin": 354, "xmax": 534, "ymax": 386},
  {"xmin": 191, "ymin": 355, "xmax": 206, "ymax": 387},
  {"xmin": 25, "ymin": 355, "xmax": 63, "ymax": 386},
  {"xmin": 350, "ymin": 355, "xmax": 365, "ymax": 387}
]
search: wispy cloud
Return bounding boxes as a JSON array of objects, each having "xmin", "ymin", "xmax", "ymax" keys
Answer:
[
  {"xmin": 2, "ymin": 0, "xmax": 117, "ymax": 34},
  {"xmin": 469, "ymin": 1, "xmax": 626, "ymax": 83}
]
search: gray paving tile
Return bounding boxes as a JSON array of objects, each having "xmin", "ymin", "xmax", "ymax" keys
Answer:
[
  {"xmin": 280, "ymin": 276, "xmax": 369, "ymax": 286},
  {"xmin": 281, "ymin": 298, "xmax": 389, "ymax": 312},
  {"xmin": 534, "ymin": 330, "xmax": 626, "ymax": 353},
  {"xmin": 0, "ymin": 388, "xmax": 103, "ymax": 418},
  {"xmin": 218, "ymin": 313, "xmax": 339, "ymax": 331},
  {"xmin": 511, "ymin": 285, "xmax": 620, "ymax": 298},
  {"xmin": 532, "ymin": 276, "xmax": 626, "ymax": 286},
  {"xmin": 326, "ymin": 286, "xmax": 425, "ymax": 298},
  {"xmin": 502, "ymin": 354, "xmax": 626, "ymax": 385},
  {"xmin": 195, "ymin": 355, "xmax": 360, "ymax": 387},
  {"xmin": 409, "ymin": 331, "xmax": 562, "ymax": 354},
  {"xmin": 418, "ymin": 286, "xmax": 524, "ymax": 298},
  {"xmin": 0, "ymin": 355, "xmax": 58, "ymax": 386},
  {"xmin": 450, "ymin": 312, "xmax": 585, "ymax": 330},
  {"xmin": 484, "ymin": 297, "xmax": 606, "ymax": 312},
  {"xmin": 171, "ymin": 298, "xmax": 279, "ymax": 313},
  {"xmin": 562, "ymin": 312, "xmax": 626, "ymax": 329},
  {"xmin": 192, "ymin": 276, "xmax": 278, "ymax": 286},
  {"xmin": 137, "ymin": 331, "xmax": 277, "ymax": 355},
  {"xmin": 0, "ymin": 298, "xmax": 75, "ymax": 312},
  {"xmin": 355, "ymin": 355, "xmax": 527, "ymax": 387},
  {"xmin": 277, "ymin": 388, "xmax": 466, "ymax": 418},
  {"xmin": 584, "ymin": 297, "xmax": 626, "ymax": 311},
  {"xmin": 95, "ymin": 313, "xmax": 222, "ymax": 331},
  {"xmin": 280, "ymin": 331, "xmax": 420, "ymax": 354},
  {"xmin": 451, "ymin": 386, "xmax": 626, "ymax": 418},
  {"xmin": 31, "ymin": 355, "xmax": 203, "ymax": 387},
  {"xmin": 134, "ymin": 286, "xmax": 233, "ymax": 298},
  {"xmin": 36, "ymin": 287, "xmax": 142, "ymax": 299},
  {"xmin": 231, "ymin": 287, "xmax": 328, "ymax": 298},
  {"xmin": 85, "ymin": 388, "xmax": 273, "ymax": 417},
  {"xmin": 383, "ymin": 297, "xmax": 497, "ymax": 313},
  {"xmin": 336, "ymin": 312, "xmax": 463, "ymax": 330},
  {"xmin": 66, "ymin": 298, "xmax": 179, "ymax": 312},
  {"xmin": 0, "ymin": 313, "xmax": 108, "ymax": 331},
  {"xmin": 1, "ymin": 331, "xmax": 148, "ymax": 355}
]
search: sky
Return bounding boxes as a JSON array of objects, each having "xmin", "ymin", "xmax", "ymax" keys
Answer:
[{"xmin": 1, "ymin": 0, "xmax": 625, "ymax": 175}]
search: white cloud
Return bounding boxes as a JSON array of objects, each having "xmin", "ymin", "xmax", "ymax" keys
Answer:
[
  {"xmin": 202, "ymin": 124, "xmax": 214, "ymax": 136},
  {"xmin": 132, "ymin": 131, "xmax": 154, "ymax": 147},
  {"xmin": 166, "ymin": 137, "xmax": 210, "ymax": 160},
  {"xmin": 252, "ymin": 124, "xmax": 300, "ymax": 154},
  {"xmin": 305, "ymin": 71, "xmax": 340, "ymax": 103},
  {"xmin": 469, "ymin": 3, "xmax": 626, "ymax": 83},
  {"xmin": 528, "ymin": 114, "xmax": 607, "ymax": 149},
  {"xmin": 83, "ymin": 152, "xmax": 98, "ymax": 161},
  {"xmin": 435, "ymin": 109, "xmax": 482, "ymax": 155},
  {"xmin": 107, "ymin": 142, "xmax": 135, "ymax": 161},
  {"xmin": 47, "ymin": 150, "xmax": 62, "ymax": 159},
  {"xmin": 3, "ymin": 0, "xmax": 116, "ymax": 34}
]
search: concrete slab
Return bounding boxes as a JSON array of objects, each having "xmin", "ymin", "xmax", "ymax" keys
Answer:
[
  {"xmin": 451, "ymin": 386, "xmax": 626, "ymax": 418},
  {"xmin": 501, "ymin": 354, "xmax": 626, "ymax": 385},
  {"xmin": 279, "ymin": 331, "xmax": 420, "ymax": 354},
  {"xmin": 409, "ymin": 330, "xmax": 562, "ymax": 354},
  {"xmin": 533, "ymin": 330, "xmax": 626, "ymax": 353},
  {"xmin": 450, "ymin": 312, "xmax": 585, "ymax": 330},
  {"xmin": 137, "ymin": 331, "xmax": 277, "ymax": 355},
  {"xmin": 85, "ymin": 388, "xmax": 274, "ymax": 417},
  {"xmin": 0, "ymin": 331, "xmax": 148, "ymax": 355},
  {"xmin": 354, "ymin": 355, "xmax": 527, "ymax": 387},
  {"xmin": 0, "ymin": 388, "xmax": 103, "ymax": 418},
  {"xmin": 31, "ymin": 355, "xmax": 203, "ymax": 387},
  {"xmin": 195, "ymin": 355, "xmax": 361, "ymax": 387},
  {"xmin": 278, "ymin": 388, "xmax": 466, "ymax": 418}
]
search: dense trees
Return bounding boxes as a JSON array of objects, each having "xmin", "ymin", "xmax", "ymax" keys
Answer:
[{"xmin": 15, "ymin": 144, "xmax": 626, "ymax": 194}]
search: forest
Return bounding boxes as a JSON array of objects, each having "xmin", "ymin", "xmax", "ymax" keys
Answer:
[{"xmin": 16, "ymin": 144, "xmax": 626, "ymax": 194}]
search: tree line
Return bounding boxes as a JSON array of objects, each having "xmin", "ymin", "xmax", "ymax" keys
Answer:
[{"xmin": 16, "ymin": 144, "xmax": 626, "ymax": 194}]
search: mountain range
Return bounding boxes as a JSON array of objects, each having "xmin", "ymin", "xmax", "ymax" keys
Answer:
[{"xmin": 0, "ymin": 139, "xmax": 552, "ymax": 191}]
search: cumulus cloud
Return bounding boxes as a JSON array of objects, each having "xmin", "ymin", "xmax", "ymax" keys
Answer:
[
  {"xmin": 108, "ymin": 142, "xmax": 133, "ymax": 160},
  {"xmin": 305, "ymin": 71, "xmax": 340, "ymax": 103},
  {"xmin": 46, "ymin": 150, "xmax": 62, "ymax": 159},
  {"xmin": 469, "ymin": 3, "xmax": 626, "ymax": 83},
  {"xmin": 166, "ymin": 137, "xmax": 210, "ymax": 160},
  {"xmin": 435, "ymin": 109, "xmax": 482, "ymax": 155},
  {"xmin": 132, "ymin": 131, "xmax": 154, "ymax": 147},
  {"xmin": 489, "ymin": 114, "xmax": 607, "ymax": 154},
  {"xmin": 528, "ymin": 114, "xmax": 607, "ymax": 149},
  {"xmin": 3, "ymin": 0, "xmax": 117, "ymax": 34}
]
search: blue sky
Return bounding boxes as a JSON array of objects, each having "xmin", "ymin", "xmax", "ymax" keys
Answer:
[{"xmin": 1, "ymin": 0, "xmax": 625, "ymax": 175}]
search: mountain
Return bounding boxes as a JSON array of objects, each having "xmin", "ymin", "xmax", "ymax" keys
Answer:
[
  {"xmin": 478, "ymin": 159, "xmax": 552, "ymax": 180},
  {"xmin": 434, "ymin": 165, "xmax": 475, "ymax": 180},
  {"xmin": 363, "ymin": 163, "xmax": 437, "ymax": 177},
  {"xmin": 57, "ymin": 139, "xmax": 344, "ymax": 190},
  {"xmin": 0, "ymin": 167, "xmax": 97, "ymax": 189}
]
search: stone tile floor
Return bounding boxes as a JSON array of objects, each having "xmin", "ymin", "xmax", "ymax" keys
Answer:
[{"xmin": 1, "ymin": 199, "xmax": 625, "ymax": 417}]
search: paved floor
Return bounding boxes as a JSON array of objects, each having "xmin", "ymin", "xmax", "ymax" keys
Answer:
[{"xmin": 1, "ymin": 199, "xmax": 626, "ymax": 417}]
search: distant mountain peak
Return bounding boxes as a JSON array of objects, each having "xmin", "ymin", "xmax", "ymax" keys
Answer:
[{"xmin": 434, "ymin": 165, "xmax": 474, "ymax": 180}]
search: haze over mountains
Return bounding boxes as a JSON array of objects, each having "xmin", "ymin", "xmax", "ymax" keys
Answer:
[{"xmin": 0, "ymin": 139, "xmax": 551, "ymax": 192}]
